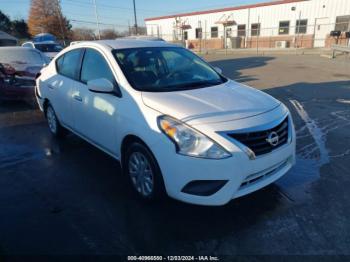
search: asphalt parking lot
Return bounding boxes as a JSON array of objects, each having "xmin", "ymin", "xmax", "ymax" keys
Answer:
[{"xmin": 1, "ymin": 53, "xmax": 350, "ymax": 258}]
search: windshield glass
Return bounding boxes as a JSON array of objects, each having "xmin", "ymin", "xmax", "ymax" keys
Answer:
[
  {"xmin": 0, "ymin": 49, "xmax": 45, "ymax": 65},
  {"xmin": 113, "ymin": 47, "xmax": 226, "ymax": 92},
  {"xmin": 35, "ymin": 43, "xmax": 63, "ymax": 53}
]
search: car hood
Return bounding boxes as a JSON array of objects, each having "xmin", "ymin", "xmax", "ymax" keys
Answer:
[{"xmin": 141, "ymin": 80, "xmax": 281, "ymax": 125}]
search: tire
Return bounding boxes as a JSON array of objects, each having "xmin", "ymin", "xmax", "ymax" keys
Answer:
[
  {"xmin": 124, "ymin": 142, "xmax": 165, "ymax": 201},
  {"xmin": 45, "ymin": 103, "xmax": 67, "ymax": 138}
]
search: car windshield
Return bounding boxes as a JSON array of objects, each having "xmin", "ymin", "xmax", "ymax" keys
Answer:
[
  {"xmin": 35, "ymin": 43, "xmax": 63, "ymax": 53},
  {"xmin": 113, "ymin": 47, "xmax": 226, "ymax": 92},
  {"xmin": 0, "ymin": 49, "xmax": 46, "ymax": 65}
]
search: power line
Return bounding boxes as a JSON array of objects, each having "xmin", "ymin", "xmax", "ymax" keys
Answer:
[
  {"xmin": 70, "ymin": 19, "xmax": 129, "ymax": 28},
  {"xmin": 62, "ymin": 0, "xmax": 164, "ymax": 14},
  {"xmin": 64, "ymin": 10, "xmax": 129, "ymax": 22}
]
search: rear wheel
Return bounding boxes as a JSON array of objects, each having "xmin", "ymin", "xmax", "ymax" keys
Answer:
[
  {"xmin": 124, "ymin": 142, "xmax": 165, "ymax": 201},
  {"xmin": 46, "ymin": 103, "xmax": 67, "ymax": 138}
]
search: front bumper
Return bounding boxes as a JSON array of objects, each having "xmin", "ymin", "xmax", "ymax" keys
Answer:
[
  {"xmin": 35, "ymin": 85, "xmax": 45, "ymax": 111},
  {"xmin": 151, "ymin": 111, "xmax": 296, "ymax": 206}
]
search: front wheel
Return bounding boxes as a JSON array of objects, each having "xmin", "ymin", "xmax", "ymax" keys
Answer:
[
  {"xmin": 46, "ymin": 103, "xmax": 67, "ymax": 138},
  {"xmin": 124, "ymin": 142, "xmax": 165, "ymax": 201}
]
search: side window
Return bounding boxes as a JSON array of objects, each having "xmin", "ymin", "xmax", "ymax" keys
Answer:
[
  {"xmin": 56, "ymin": 49, "xmax": 82, "ymax": 80},
  {"xmin": 56, "ymin": 55, "xmax": 64, "ymax": 73},
  {"xmin": 81, "ymin": 49, "xmax": 116, "ymax": 86}
]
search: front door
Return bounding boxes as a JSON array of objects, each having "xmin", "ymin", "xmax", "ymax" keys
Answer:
[
  {"xmin": 72, "ymin": 48, "xmax": 120, "ymax": 155},
  {"xmin": 314, "ymin": 17, "xmax": 331, "ymax": 48}
]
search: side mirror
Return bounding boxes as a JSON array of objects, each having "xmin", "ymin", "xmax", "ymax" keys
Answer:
[
  {"xmin": 87, "ymin": 78, "xmax": 114, "ymax": 93},
  {"xmin": 214, "ymin": 66, "xmax": 223, "ymax": 74}
]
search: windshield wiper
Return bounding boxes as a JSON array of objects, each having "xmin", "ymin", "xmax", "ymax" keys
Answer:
[
  {"xmin": 140, "ymin": 80, "xmax": 224, "ymax": 92},
  {"xmin": 173, "ymin": 80, "xmax": 223, "ymax": 90}
]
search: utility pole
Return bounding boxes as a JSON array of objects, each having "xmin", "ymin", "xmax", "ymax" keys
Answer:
[
  {"xmin": 92, "ymin": 0, "xmax": 101, "ymax": 39},
  {"xmin": 296, "ymin": 10, "xmax": 302, "ymax": 48},
  {"xmin": 133, "ymin": 0, "xmax": 138, "ymax": 35},
  {"xmin": 256, "ymin": 15, "xmax": 260, "ymax": 55}
]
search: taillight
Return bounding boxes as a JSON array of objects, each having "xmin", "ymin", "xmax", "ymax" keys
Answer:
[{"xmin": 3, "ymin": 63, "xmax": 16, "ymax": 75}]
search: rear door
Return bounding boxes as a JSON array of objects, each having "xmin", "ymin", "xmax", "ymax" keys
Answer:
[{"xmin": 46, "ymin": 49, "xmax": 83, "ymax": 129}]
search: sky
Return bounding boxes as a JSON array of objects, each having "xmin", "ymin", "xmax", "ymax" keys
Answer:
[{"xmin": 0, "ymin": 0, "xmax": 270, "ymax": 31}]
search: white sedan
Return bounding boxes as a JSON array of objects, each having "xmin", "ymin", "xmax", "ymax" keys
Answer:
[
  {"xmin": 22, "ymin": 41, "xmax": 63, "ymax": 60},
  {"xmin": 35, "ymin": 40, "xmax": 295, "ymax": 206}
]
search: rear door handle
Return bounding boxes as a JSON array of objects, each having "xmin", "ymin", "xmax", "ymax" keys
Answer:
[{"xmin": 73, "ymin": 95, "xmax": 82, "ymax": 102}]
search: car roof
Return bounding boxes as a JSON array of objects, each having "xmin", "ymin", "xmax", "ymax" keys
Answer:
[
  {"xmin": 23, "ymin": 41, "xmax": 59, "ymax": 45},
  {"xmin": 0, "ymin": 46, "xmax": 41, "ymax": 53},
  {"xmin": 71, "ymin": 39, "xmax": 177, "ymax": 50},
  {"xmin": 35, "ymin": 41, "xmax": 59, "ymax": 45}
]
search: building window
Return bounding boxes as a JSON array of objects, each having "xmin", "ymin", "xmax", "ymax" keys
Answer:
[
  {"xmin": 335, "ymin": 15, "xmax": 350, "ymax": 32},
  {"xmin": 237, "ymin": 24, "xmax": 246, "ymax": 37},
  {"xmin": 183, "ymin": 31, "xmax": 188, "ymax": 40},
  {"xmin": 195, "ymin": 28, "xmax": 202, "ymax": 39},
  {"xmin": 279, "ymin": 21, "xmax": 290, "ymax": 35},
  {"xmin": 211, "ymin": 27, "xmax": 218, "ymax": 38},
  {"xmin": 251, "ymin": 23, "xmax": 260, "ymax": 36},
  {"xmin": 296, "ymin": 19, "xmax": 308, "ymax": 34}
]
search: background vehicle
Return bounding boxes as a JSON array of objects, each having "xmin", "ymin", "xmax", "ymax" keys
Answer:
[
  {"xmin": 36, "ymin": 40, "xmax": 295, "ymax": 206},
  {"xmin": 22, "ymin": 41, "xmax": 63, "ymax": 60},
  {"xmin": 70, "ymin": 41, "xmax": 86, "ymax": 46},
  {"xmin": 0, "ymin": 47, "xmax": 49, "ymax": 103},
  {"xmin": 0, "ymin": 30, "xmax": 18, "ymax": 47},
  {"xmin": 32, "ymin": 33, "xmax": 57, "ymax": 43},
  {"xmin": 120, "ymin": 35, "xmax": 165, "ymax": 41}
]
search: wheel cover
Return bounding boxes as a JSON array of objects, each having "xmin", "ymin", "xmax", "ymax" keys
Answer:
[
  {"xmin": 47, "ymin": 107, "xmax": 57, "ymax": 134},
  {"xmin": 128, "ymin": 151, "xmax": 154, "ymax": 197}
]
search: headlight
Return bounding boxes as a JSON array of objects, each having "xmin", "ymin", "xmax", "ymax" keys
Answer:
[{"xmin": 157, "ymin": 115, "xmax": 231, "ymax": 159}]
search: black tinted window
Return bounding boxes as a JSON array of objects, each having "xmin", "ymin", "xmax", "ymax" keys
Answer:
[
  {"xmin": 81, "ymin": 49, "xmax": 115, "ymax": 85},
  {"xmin": 35, "ymin": 44, "xmax": 63, "ymax": 52},
  {"xmin": 56, "ymin": 49, "xmax": 82, "ymax": 80}
]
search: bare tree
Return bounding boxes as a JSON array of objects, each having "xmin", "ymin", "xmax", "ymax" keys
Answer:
[
  {"xmin": 28, "ymin": 0, "xmax": 71, "ymax": 41},
  {"xmin": 100, "ymin": 29, "xmax": 130, "ymax": 39},
  {"xmin": 72, "ymin": 27, "xmax": 96, "ymax": 41}
]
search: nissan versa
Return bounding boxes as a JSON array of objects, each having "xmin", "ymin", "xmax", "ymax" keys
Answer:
[{"xmin": 35, "ymin": 40, "xmax": 296, "ymax": 206}]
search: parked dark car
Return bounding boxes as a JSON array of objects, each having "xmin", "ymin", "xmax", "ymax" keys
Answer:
[{"xmin": 0, "ymin": 47, "xmax": 49, "ymax": 103}]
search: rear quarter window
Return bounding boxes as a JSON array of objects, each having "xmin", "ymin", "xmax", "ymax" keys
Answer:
[{"xmin": 56, "ymin": 49, "xmax": 82, "ymax": 80}]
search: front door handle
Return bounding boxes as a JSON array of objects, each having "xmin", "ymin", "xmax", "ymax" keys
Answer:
[{"xmin": 73, "ymin": 95, "xmax": 82, "ymax": 102}]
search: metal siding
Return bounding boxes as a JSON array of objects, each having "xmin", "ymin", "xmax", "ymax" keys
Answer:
[{"xmin": 145, "ymin": 0, "xmax": 350, "ymax": 40}]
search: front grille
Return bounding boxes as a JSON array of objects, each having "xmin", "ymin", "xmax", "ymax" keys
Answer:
[{"xmin": 228, "ymin": 117, "xmax": 289, "ymax": 157}]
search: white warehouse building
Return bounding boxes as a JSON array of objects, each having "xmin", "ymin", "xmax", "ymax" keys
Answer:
[{"xmin": 145, "ymin": 0, "xmax": 350, "ymax": 50}]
